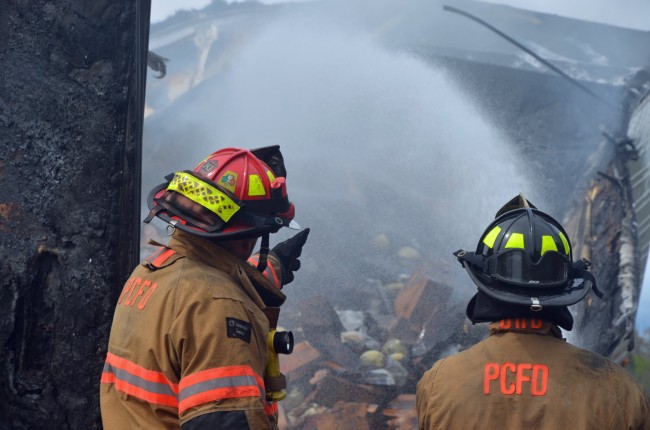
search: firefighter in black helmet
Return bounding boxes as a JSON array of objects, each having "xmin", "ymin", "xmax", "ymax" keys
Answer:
[
  {"xmin": 456, "ymin": 193, "xmax": 601, "ymax": 327},
  {"xmin": 416, "ymin": 194, "xmax": 650, "ymax": 429}
]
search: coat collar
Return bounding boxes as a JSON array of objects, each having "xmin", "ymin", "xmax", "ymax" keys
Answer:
[
  {"xmin": 489, "ymin": 318, "xmax": 564, "ymax": 339},
  {"xmin": 167, "ymin": 230, "xmax": 286, "ymax": 307}
]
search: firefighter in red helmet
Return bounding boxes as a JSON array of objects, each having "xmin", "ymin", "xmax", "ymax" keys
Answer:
[
  {"xmin": 416, "ymin": 194, "xmax": 650, "ymax": 429},
  {"xmin": 100, "ymin": 146, "xmax": 309, "ymax": 430}
]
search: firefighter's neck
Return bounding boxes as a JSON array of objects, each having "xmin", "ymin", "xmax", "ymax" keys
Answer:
[{"xmin": 214, "ymin": 237, "xmax": 258, "ymax": 261}]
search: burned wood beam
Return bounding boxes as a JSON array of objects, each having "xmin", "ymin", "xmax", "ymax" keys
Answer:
[
  {"xmin": 148, "ymin": 50, "xmax": 169, "ymax": 79},
  {"xmin": 568, "ymin": 158, "xmax": 640, "ymax": 362}
]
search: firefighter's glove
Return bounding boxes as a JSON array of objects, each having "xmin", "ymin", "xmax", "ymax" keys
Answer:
[{"xmin": 270, "ymin": 228, "xmax": 310, "ymax": 285}]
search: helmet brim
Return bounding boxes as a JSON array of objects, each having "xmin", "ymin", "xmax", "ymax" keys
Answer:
[
  {"xmin": 145, "ymin": 181, "xmax": 295, "ymax": 240},
  {"xmin": 464, "ymin": 263, "xmax": 592, "ymax": 308}
]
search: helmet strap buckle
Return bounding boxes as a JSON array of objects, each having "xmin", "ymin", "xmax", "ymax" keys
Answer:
[
  {"xmin": 257, "ymin": 233, "xmax": 270, "ymax": 272},
  {"xmin": 530, "ymin": 297, "xmax": 542, "ymax": 311},
  {"xmin": 166, "ymin": 220, "xmax": 178, "ymax": 236}
]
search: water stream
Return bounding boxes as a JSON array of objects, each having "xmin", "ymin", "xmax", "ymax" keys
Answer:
[{"xmin": 143, "ymin": 8, "xmax": 541, "ymax": 309}]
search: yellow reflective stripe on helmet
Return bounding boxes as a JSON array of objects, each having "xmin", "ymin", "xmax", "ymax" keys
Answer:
[
  {"xmin": 504, "ymin": 232, "xmax": 524, "ymax": 249},
  {"xmin": 167, "ymin": 172, "xmax": 240, "ymax": 222},
  {"xmin": 266, "ymin": 170, "xmax": 275, "ymax": 182},
  {"xmin": 248, "ymin": 174, "xmax": 266, "ymax": 196},
  {"xmin": 558, "ymin": 232, "xmax": 570, "ymax": 255},
  {"xmin": 540, "ymin": 235, "xmax": 558, "ymax": 256},
  {"xmin": 482, "ymin": 226, "xmax": 502, "ymax": 249}
]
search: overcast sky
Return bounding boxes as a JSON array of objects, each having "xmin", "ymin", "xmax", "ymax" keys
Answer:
[
  {"xmin": 151, "ymin": 0, "xmax": 309, "ymax": 23},
  {"xmin": 484, "ymin": 0, "xmax": 650, "ymax": 30},
  {"xmin": 150, "ymin": 0, "xmax": 650, "ymax": 30}
]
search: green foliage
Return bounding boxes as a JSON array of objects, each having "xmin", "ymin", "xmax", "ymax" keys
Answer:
[{"xmin": 627, "ymin": 328, "xmax": 650, "ymax": 396}]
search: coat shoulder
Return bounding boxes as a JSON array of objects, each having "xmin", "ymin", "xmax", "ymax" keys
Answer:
[{"xmin": 174, "ymin": 258, "xmax": 250, "ymax": 303}]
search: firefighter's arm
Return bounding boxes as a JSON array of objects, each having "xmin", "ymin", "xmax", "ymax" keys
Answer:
[
  {"xmin": 171, "ymin": 286, "xmax": 275, "ymax": 430},
  {"xmin": 247, "ymin": 253, "xmax": 283, "ymax": 289},
  {"xmin": 415, "ymin": 359, "xmax": 446, "ymax": 430},
  {"xmin": 609, "ymin": 362, "xmax": 650, "ymax": 430},
  {"xmin": 248, "ymin": 228, "xmax": 310, "ymax": 289}
]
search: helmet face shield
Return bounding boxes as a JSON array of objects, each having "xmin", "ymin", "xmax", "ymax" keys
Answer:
[{"xmin": 487, "ymin": 249, "xmax": 571, "ymax": 287}]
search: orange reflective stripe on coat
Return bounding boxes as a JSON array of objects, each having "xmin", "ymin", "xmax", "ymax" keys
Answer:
[
  {"xmin": 102, "ymin": 353, "xmax": 268, "ymax": 413},
  {"xmin": 264, "ymin": 401, "xmax": 278, "ymax": 416},
  {"xmin": 101, "ymin": 352, "xmax": 179, "ymax": 408},
  {"xmin": 151, "ymin": 248, "xmax": 177, "ymax": 267},
  {"xmin": 179, "ymin": 365, "xmax": 266, "ymax": 413},
  {"xmin": 247, "ymin": 255, "xmax": 281, "ymax": 289}
]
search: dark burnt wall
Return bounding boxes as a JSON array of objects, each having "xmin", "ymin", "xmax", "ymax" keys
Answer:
[{"xmin": 0, "ymin": 1, "xmax": 146, "ymax": 428}]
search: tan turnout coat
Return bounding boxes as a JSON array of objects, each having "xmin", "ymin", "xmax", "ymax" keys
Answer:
[
  {"xmin": 417, "ymin": 319, "xmax": 650, "ymax": 430},
  {"xmin": 100, "ymin": 231, "xmax": 285, "ymax": 429}
]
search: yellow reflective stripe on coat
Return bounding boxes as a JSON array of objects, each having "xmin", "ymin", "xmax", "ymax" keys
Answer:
[
  {"xmin": 483, "ymin": 226, "xmax": 502, "ymax": 249},
  {"xmin": 505, "ymin": 232, "xmax": 524, "ymax": 249},
  {"xmin": 167, "ymin": 172, "xmax": 240, "ymax": 222},
  {"xmin": 540, "ymin": 235, "xmax": 558, "ymax": 256}
]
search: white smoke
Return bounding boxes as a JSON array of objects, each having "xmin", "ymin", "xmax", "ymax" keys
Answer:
[{"xmin": 144, "ymin": 9, "xmax": 543, "ymax": 304}]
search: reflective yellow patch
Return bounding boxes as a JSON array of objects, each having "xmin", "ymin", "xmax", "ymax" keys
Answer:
[
  {"xmin": 540, "ymin": 235, "xmax": 558, "ymax": 255},
  {"xmin": 558, "ymin": 232, "xmax": 570, "ymax": 255},
  {"xmin": 248, "ymin": 174, "xmax": 266, "ymax": 196},
  {"xmin": 266, "ymin": 170, "xmax": 275, "ymax": 182},
  {"xmin": 505, "ymin": 232, "xmax": 524, "ymax": 249},
  {"xmin": 482, "ymin": 226, "xmax": 502, "ymax": 249},
  {"xmin": 167, "ymin": 172, "xmax": 240, "ymax": 222}
]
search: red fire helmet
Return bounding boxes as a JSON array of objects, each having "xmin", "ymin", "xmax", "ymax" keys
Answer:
[{"xmin": 144, "ymin": 146, "xmax": 297, "ymax": 239}]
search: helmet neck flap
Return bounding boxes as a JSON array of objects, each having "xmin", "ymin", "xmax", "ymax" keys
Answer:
[{"xmin": 465, "ymin": 290, "xmax": 575, "ymax": 330}]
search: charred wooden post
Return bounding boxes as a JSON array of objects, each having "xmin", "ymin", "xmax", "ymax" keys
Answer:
[
  {"xmin": 565, "ymin": 126, "xmax": 645, "ymax": 363},
  {"xmin": 567, "ymin": 164, "xmax": 637, "ymax": 360},
  {"xmin": 0, "ymin": 1, "xmax": 149, "ymax": 428}
]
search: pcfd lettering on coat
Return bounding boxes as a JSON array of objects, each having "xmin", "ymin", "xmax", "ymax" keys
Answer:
[
  {"xmin": 118, "ymin": 277, "xmax": 159, "ymax": 310},
  {"xmin": 484, "ymin": 362, "xmax": 548, "ymax": 396},
  {"xmin": 499, "ymin": 318, "xmax": 543, "ymax": 329}
]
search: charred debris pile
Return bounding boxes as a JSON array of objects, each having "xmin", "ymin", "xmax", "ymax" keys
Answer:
[
  {"xmin": 142, "ymin": 226, "xmax": 482, "ymax": 429},
  {"xmin": 276, "ymin": 271, "xmax": 484, "ymax": 429}
]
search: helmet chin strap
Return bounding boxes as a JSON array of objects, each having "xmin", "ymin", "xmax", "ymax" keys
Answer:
[{"xmin": 257, "ymin": 233, "xmax": 270, "ymax": 272}]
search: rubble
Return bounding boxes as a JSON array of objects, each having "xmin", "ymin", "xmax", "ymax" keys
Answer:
[{"xmin": 277, "ymin": 273, "xmax": 486, "ymax": 429}]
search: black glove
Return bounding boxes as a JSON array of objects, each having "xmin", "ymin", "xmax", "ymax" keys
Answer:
[{"xmin": 270, "ymin": 228, "xmax": 310, "ymax": 285}]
